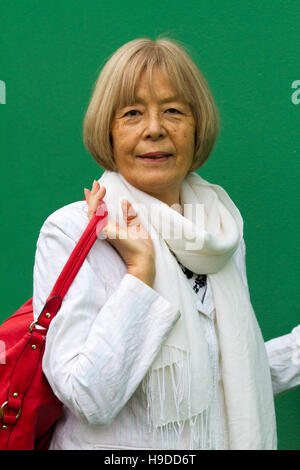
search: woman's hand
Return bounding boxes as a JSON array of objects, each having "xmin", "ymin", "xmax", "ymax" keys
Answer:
[{"xmin": 84, "ymin": 181, "xmax": 156, "ymax": 286}]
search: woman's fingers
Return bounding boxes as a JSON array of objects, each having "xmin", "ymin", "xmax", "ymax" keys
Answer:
[
  {"xmin": 121, "ymin": 200, "xmax": 140, "ymax": 226},
  {"xmin": 83, "ymin": 188, "xmax": 90, "ymax": 202},
  {"xmin": 85, "ymin": 186, "xmax": 143, "ymax": 239},
  {"xmin": 85, "ymin": 180, "xmax": 106, "ymax": 220}
]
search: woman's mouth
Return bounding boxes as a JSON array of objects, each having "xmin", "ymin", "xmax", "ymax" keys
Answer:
[{"xmin": 138, "ymin": 154, "xmax": 173, "ymax": 163}]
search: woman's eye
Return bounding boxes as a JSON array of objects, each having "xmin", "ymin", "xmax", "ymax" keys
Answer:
[
  {"xmin": 165, "ymin": 108, "xmax": 181, "ymax": 114},
  {"xmin": 124, "ymin": 109, "xmax": 140, "ymax": 117}
]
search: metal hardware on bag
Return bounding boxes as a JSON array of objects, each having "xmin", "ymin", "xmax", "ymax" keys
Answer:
[
  {"xmin": 0, "ymin": 401, "xmax": 8, "ymax": 419},
  {"xmin": 0, "ymin": 401, "xmax": 21, "ymax": 421},
  {"xmin": 35, "ymin": 295, "xmax": 63, "ymax": 328},
  {"xmin": 13, "ymin": 393, "xmax": 18, "ymax": 398},
  {"xmin": 2, "ymin": 425, "xmax": 7, "ymax": 430},
  {"xmin": 31, "ymin": 344, "xmax": 37, "ymax": 350},
  {"xmin": 29, "ymin": 320, "xmax": 37, "ymax": 333}
]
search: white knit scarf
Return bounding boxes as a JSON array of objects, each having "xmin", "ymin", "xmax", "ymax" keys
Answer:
[{"xmin": 98, "ymin": 170, "xmax": 277, "ymax": 450}]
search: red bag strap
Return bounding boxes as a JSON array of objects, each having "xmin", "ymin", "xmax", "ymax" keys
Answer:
[
  {"xmin": 0, "ymin": 200, "xmax": 108, "ymax": 435},
  {"xmin": 35, "ymin": 200, "xmax": 108, "ymax": 330}
]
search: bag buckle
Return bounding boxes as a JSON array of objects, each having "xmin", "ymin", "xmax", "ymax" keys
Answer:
[
  {"xmin": 29, "ymin": 320, "xmax": 38, "ymax": 333},
  {"xmin": 0, "ymin": 401, "xmax": 21, "ymax": 423}
]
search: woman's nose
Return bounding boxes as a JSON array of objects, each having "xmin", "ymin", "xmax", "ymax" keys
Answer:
[{"xmin": 143, "ymin": 112, "xmax": 166, "ymax": 139}]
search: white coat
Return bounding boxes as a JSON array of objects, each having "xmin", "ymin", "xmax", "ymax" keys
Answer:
[{"xmin": 33, "ymin": 199, "xmax": 299, "ymax": 450}]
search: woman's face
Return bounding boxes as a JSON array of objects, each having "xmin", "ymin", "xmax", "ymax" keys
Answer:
[{"xmin": 111, "ymin": 68, "xmax": 196, "ymax": 207}]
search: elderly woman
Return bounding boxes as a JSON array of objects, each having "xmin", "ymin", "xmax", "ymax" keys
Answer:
[{"xmin": 33, "ymin": 38, "xmax": 277, "ymax": 450}]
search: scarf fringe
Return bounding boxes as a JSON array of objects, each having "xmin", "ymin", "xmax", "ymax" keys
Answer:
[{"xmin": 142, "ymin": 346, "xmax": 218, "ymax": 450}]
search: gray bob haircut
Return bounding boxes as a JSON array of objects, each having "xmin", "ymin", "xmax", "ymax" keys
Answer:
[{"xmin": 83, "ymin": 37, "xmax": 219, "ymax": 172}]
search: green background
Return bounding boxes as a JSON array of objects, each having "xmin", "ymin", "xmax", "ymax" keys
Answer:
[{"xmin": 1, "ymin": 0, "xmax": 299, "ymax": 449}]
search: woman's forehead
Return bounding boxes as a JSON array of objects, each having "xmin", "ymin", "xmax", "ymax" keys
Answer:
[{"xmin": 118, "ymin": 66, "xmax": 187, "ymax": 107}]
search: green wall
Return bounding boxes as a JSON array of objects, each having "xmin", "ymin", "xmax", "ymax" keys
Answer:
[{"xmin": 1, "ymin": 0, "xmax": 299, "ymax": 450}]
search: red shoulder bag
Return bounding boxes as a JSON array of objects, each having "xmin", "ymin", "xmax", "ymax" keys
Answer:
[{"xmin": 0, "ymin": 201, "xmax": 108, "ymax": 450}]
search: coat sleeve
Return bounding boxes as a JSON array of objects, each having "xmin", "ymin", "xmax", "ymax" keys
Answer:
[
  {"xmin": 33, "ymin": 215, "xmax": 180, "ymax": 426},
  {"xmin": 265, "ymin": 325, "xmax": 300, "ymax": 395}
]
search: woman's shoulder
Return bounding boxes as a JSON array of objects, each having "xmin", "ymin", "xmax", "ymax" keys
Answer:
[
  {"xmin": 40, "ymin": 200, "xmax": 89, "ymax": 243},
  {"xmin": 35, "ymin": 200, "xmax": 126, "ymax": 292}
]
